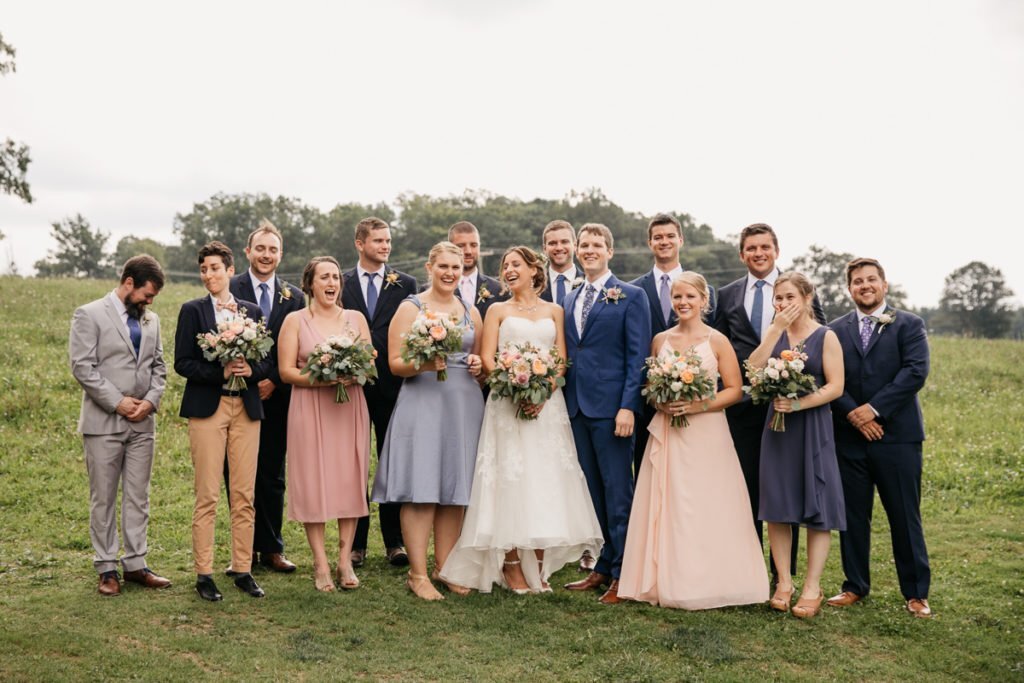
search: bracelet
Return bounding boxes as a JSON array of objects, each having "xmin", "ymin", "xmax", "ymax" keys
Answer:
[
  {"xmin": 792, "ymin": 400, "xmax": 801, "ymax": 412},
  {"xmin": 701, "ymin": 402, "xmax": 709, "ymax": 412}
]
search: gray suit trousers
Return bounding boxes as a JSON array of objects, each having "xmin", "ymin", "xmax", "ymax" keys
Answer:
[{"xmin": 84, "ymin": 430, "xmax": 155, "ymax": 573}]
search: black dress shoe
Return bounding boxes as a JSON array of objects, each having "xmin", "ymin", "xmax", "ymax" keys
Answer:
[
  {"xmin": 196, "ymin": 576, "xmax": 223, "ymax": 602},
  {"xmin": 233, "ymin": 573, "xmax": 265, "ymax": 598},
  {"xmin": 386, "ymin": 546, "xmax": 409, "ymax": 567}
]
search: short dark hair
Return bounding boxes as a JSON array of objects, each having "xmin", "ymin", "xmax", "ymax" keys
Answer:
[
  {"xmin": 647, "ymin": 213, "xmax": 682, "ymax": 240},
  {"xmin": 197, "ymin": 241, "xmax": 233, "ymax": 268},
  {"xmin": 301, "ymin": 256, "xmax": 341, "ymax": 305},
  {"xmin": 120, "ymin": 254, "xmax": 165, "ymax": 290},
  {"xmin": 542, "ymin": 219, "xmax": 575, "ymax": 244},
  {"xmin": 578, "ymin": 223, "xmax": 614, "ymax": 249},
  {"xmin": 845, "ymin": 257, "xmax": 887, "ymax": 286},
  {"xmin": 448, "ymin": 221, "xmax": 479, "ymax": 240},
  {"xmin": 247, "ymin": 218, "xmax": 283, "ymax": 249},
  {"xmin": 499, "ymin": 246, "xmax": 547, "ymax": 294},
  {"xmin": 739, "ymin": 223, "xmax": 779, "ymax": 252},
  {"xmin": 355, "ymin": 217, "xmax": 389, "ymax": 242}
]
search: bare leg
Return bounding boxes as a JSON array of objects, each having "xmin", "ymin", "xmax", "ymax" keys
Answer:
[
  {"xmin": 304, "ymin": 523, "xmax": 334, "ymax": 592},
  {"xmin": 802, "ymin": 529, "xmax": 831, "ymax": 600},
  {"xmin": 767, "ymin": 522, "xmax": 795, "ymax": 610},
  {"xmin": 534, "ymin": 549, "xmax": 550, "ymax": 591},
  {"xmin": 336, "ymin": 517, "xmax": 359, "ymax": 589},
  {"xmin": 432, "ymin": 505, "xmax": 470, "ymax": 595},
  {"xmin": 401, "ymin": 503, "xmax": 443, "ymax": 601},
  {"xmin": 502, "ymin": 548, "xmax": 529, "ymax": 591}
]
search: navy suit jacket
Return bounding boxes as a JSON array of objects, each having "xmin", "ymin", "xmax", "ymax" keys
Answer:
[
  {"xmin": 630, "ymin": 268, "xmax": 717, "ymax": 336},
  {"xmin": 564, "ymin": 276, "xmax": 651, "ymax": 419},
  {"xmin": 540, "ymin": 267, "xmax": 582, "ymax": 304},
  {"xmin": 174, "ymin": 296, "xmax": 270, "ymax": 420},
  {"xmin": 229, "ymin": 273, "xmax": 305, "ymax": 391},
  {"xmin": 474, "ymin": 273, "xmax": 509, "ymax": 321},
  {"xmin": 829, "ymin": 308, "xmax": 929, "ymax": 445},
  {"xmin": 341, "ymin": 266, "xmax": 418, "ymax": 403}
]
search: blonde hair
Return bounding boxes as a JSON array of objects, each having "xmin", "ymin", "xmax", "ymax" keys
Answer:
[
  {"xmin": 577, "ymin": 223, "xmax": 614, "ymax": 249},
  {"xmin": 671, "ymin": 272, "xmax": 712, "ymax": 314},
  {"xmin": 427, "ymin": 241, "xmax": 463, "ymax": 265},
  {"xmin": 774, "ymin": 271, "xmax": 816, "ymax": 320}
]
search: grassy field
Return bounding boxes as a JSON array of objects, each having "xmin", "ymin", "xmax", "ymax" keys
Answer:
[{"xmin": 0, "ymin": 276, "xmax": 1021, "ymax": 682}]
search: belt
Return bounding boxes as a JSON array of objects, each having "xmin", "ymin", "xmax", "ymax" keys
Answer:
[{"xmin": 221, "ymin": 389, "xmax": 243, "ymax": 397}]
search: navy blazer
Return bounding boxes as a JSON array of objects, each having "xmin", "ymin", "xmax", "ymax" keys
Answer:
[
  {"xmin": 474, "ymin": 273, "xmax": 509, "ymax": 321},
  {"xmin": 829, "ymin": 308, "xmax": 929, "ymax": 445},
  {"xmin": 341, "ymin": 266, "xmax": 418, "ymax": 403},
  {"xmin": 540, "ymin": 267, "xmax": 583, "ymax": 304},
  {"xmin": 564, "ymin": 276, "xmax": 651, "ymax": 418},
  {"xmin": 630, "ymin": 269, "xmax": 718, "ymax": 336},
  {"xmin": 229, "ymin": 273, "xmax": 305, "ymax": 390},
  {"xmin": 174, "ymin": 296, "xmax": 270, "ymax": 420},
  {"xmin": 713, "ymin": 271, "xmax": 826, "ymax": 368}
]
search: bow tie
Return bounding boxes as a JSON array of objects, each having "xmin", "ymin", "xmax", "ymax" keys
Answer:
[{"xmin": 215, "ymin": 300, "xmax": 237, "ymax": 313}]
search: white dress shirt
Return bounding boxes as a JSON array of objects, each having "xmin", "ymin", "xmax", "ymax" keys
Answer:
[
  {"xmin": 248, "ymin": 270, "xmax": 276, "ymax": 303},
  {"xmin": 357, "ymin": 264, "xmax": 387, "ymax": 305},
  {"xmin": 574, "ymin": 270, "xmax": 614, "ymax": 338},
  {"xmin": 108, "ymin": 290, "xmax": 136, "ymax": 337},
  {"xmin": 743, "ymin": 269, "xmax": 780, "ymax": 340},
  {"xmin": 208, "ymin": 293, "xmax": 239, "ymax": 325}
]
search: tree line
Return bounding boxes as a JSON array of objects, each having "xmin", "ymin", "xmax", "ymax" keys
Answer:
[{"xmin": 16, "ymin": 189, "xmax": 1021, "ymax": 340}]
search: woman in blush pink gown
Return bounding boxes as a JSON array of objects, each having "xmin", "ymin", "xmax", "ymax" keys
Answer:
[
  {"xmin": 619, "ymin": 272, "xmax": 768, "ymax": 610},
  {"xmin": 278, "ymin": 256, "xmax": 371, "ymax": 593}
]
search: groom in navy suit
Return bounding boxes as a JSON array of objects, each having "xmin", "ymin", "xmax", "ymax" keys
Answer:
[
  {"xmin": 563, "ymin": 223, "xmax": 651, "ymax": 604},
  {"xmin": 827, "ymin": 257, "xmax": 932, "ymax": 618}
]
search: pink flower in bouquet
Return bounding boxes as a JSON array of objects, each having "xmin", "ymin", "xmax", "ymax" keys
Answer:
[{"xmin": 429, "ymin": 325, "xmax": 447, "ymax": 341}]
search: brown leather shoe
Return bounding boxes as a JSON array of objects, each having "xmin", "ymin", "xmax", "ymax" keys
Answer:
[
  {"xmin": 124, "ymin": 568, "xmax": 172, "ymax": 589},
  {"xmin": 827, "ymin": 591, "xmax": 863, "ymax": 607},
  {"xmin": 906, "ymin": 598, "xmax": 932, "ymax": 618},
  {"xmin": 598, "ymin": 580, "xmax": 622, "ymax": 605},
  {"xmin": 98, "ymin": 571, "xmax": 121, "ymax": 597},
  {"xmin": 259, "ymin": 553, "xmax": 297, "ymax": 573},
  {"xmin": 564, "ymin": 571, "xmax": 610, "ymax": 591}
]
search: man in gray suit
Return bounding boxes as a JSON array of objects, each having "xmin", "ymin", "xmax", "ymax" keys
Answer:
[{"xmin": 69, "ymin": 255, "xmax": 172, "ymax": 596}]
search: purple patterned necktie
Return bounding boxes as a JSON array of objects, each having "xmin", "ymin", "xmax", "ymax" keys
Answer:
[{"xmin": 860, "ymin": 316, "xmax": 874, "ymax": 350}]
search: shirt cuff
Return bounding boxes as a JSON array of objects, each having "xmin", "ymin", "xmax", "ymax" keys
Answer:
[{"xmin": 868, "ymin": 403, "xmax": 879, "ymax": 417}]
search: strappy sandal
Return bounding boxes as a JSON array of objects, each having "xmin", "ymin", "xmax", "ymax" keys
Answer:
[
  {"xmin": 502, "ymin": 560, "xmax": 530, "ymax": 595},
  {"xmin": 335, "ymin": 567, "xmax": 360, "ymax": 591},
  {"xmin": 406, "ymin": 572, "xmax": 444, "ymax": 601},
  {"xmin": 792, "ymin": 590, "xmax": 824, "ymax": 619},
  {"xmin": 769, "ymin": 584, "xmax": 795, "ymax": 612},
  {"xmin": 431, "ymin": 569, "xmax": 470, "ymax": 596}
]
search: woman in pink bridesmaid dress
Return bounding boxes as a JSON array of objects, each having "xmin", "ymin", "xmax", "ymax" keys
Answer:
[
  {"xmin": 278, "ymin": 256, "xmax": 371, "ymax": 593},
  {"xmin": 619, "ymin": 272, "xmax": 768, "ymax": 609}
]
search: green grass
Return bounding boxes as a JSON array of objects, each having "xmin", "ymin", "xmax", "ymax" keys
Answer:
[{"xmin": 0, "ymin": 276, "xmax": 1021, "ymax": 681}]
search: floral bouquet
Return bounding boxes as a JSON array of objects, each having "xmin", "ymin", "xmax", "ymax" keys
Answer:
[
  {"xmin": 642, "ymin": 346, "xmax": 717, "ymax": 427},
  {"xmin": 300, "ymin": 326, "xmax": 378, "ymax": 403},
  {"xmin": 486, "ymin": 341, "xmax": 568, "ymax": 420},
  {"xmin": 197, "ymin": 308, "xmax": 274, "ymax": 392},
  {"xmin": 400, "ymin": 307, "xmax": 465, "ymax": 381},
  {"xmin": 743, "ymin": 344, "xmax": 818, "ymax": 432}
]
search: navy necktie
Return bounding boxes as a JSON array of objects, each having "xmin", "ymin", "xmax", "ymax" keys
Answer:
[
  {"xmin": 258, "ymin": 282, "xmax": 271, "ymax": 322},
  {"xmin": 365, "ymin": 272, "xmax": 379, "ymax": 319},
  {"xmin": 556, "ymin": 274, "xmax": 567, "ymax": 306},
  {"xmin": 126, "ymin": 315, "xmax": 141, "ymax": 357},
  {"xmin": 750, "ymin": 280, "xmax": 767, "ymax": 340}
]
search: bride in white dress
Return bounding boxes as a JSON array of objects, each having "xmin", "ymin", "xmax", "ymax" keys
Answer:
[{"xmin": 440, "ymin": 246, "xmax": 603, "ymax": 593}]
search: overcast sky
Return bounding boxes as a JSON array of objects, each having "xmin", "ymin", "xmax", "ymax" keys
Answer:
[{"xmin": 2, "ymin": 0, "xmax": 1022, "ymax": 307}]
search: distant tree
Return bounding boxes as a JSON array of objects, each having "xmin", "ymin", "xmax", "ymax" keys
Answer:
[
  {"xmin": 787, "ymin": 244, "xmax": 854, "ymax": 322},
  {"xmin": 112, "ymin": 236, "xmax": 167, "ymax": 272},
  {"xmin": 934, "ymin": 261, "xmax": 1015, "ymax": 338},
  {"xmin": 34, "ymin": 215, "xmax": 112, "ymax": 278},
  {"xmin": 1, "ymin": 33, "xmax": 32, "ymax": 205}
]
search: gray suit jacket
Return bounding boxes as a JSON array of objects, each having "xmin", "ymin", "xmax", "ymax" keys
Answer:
[{"xmin": 69, "ymin": 294, "xmax": 166, "ymax": 435}]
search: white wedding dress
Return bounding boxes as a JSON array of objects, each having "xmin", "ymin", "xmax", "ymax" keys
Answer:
[{"xmin": 440, "ymin": 317, "xmax": 603, "ymax": 592}]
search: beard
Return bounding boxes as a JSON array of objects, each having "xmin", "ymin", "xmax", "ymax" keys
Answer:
[{"xmin": 123, "ymin": 293, "xmax": 145, "ymax": 319}]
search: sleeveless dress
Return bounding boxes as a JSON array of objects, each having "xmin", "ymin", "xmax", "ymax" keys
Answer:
[
  {"xmin": 286, "ymin": 309, "xmax": 370, "ymax": 522},
  {"xmin": 439, "ymin": 317, "xmax": 604, "ymax": 592},
  {"xmin": 371, "ymin": 296, "xmax": 483, "ymax": 506},
  {"xmin": 758, "ymin": 326, "xmax": 846, "ymax": 531},
  {"xmin": 618, "ymin": 337, "xmax": 769, "ymax": 609}
]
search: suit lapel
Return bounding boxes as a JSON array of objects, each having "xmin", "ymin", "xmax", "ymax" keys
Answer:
[
  {"xmin": 581, "ymin": 277, "xmax": 618, "ymax": 339},
  {"xmin": 564, "ymin": 287, "xmax": 581, "ymax": 344},
  {"xmin": 103, "ymin": 298, "xmax": 135, "ymax": 356},
  {"xmin": 374, "ymin": 268, "xmax": 405, "ymax": 320},
  {"xmin": 863, "ymin": 307, "xmax": 891, "ymax": 357},
  {"xmin": 344, "ymin": 269, "xmax": 369, "ymax": 320},
  {"xmin": 847, "ymin": 314, "xmax": 866, "ymax": 357},
  {"xmin": 200, "ymin": 296, "xmax": 217, "ymax": 334}
]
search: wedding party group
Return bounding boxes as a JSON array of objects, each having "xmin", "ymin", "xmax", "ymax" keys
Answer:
[{"xmin": 68, "ymin": 213, "xmax": 933, "ymax": 620}]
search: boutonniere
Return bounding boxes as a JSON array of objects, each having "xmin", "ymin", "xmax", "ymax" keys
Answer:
[
  {"xmin": 570, "ymin": 277, "xmax": 585, "ymax": 291},
  {"xmin": 384, "ymin": 271, "xmax": 402, "ymax": 290},
  {"xmin": 278, "ymin": 281, "xmax": 293, "ymax": 304},
  {"xmin": 141, "ymin": 311, "xmax": 154, "ymax": 326},
  {"xmin": 601, "ymin": 286, "xmax": 626, "ymax": 304},
  {"xmin": 477, "ymin": 284, "xmax": 493, "ymax": 305},
  {"xmin": 871, "ymin": 311, "xmax": 896, "ymax": 334}
]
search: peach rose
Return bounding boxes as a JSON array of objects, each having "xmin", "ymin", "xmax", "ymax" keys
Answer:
[
  {"xmin": 681, "ymin": 371, "xmax": 694, "ymax": 384},
  {"xmin": 429, "ymin": 325, "xmax": 447, "ymax": 341},
  {"xmin": 531, "ymin": 359, "xmax": 549, "ymax": 376},
  {"xmin": 780, "ymin": 349, "xmax": 795, "ymax": 361}
]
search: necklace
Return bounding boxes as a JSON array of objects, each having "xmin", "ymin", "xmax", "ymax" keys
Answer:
[{"xmin": 513, "ymin": 300, "xmax": 539, "ymax": 312}]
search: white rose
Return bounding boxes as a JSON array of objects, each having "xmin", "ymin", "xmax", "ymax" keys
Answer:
[
  {"xmin": 790, "ymin": 360, "xmax": 804, "ymax": 372},
  {"xmin": 242, "ymin": 327, "xmax": 257, "ymax": 341},
  {"xmin": 765, "ymin": 367, "xmax": 780, "ymax": 380},
  {"xmin": 781, "ymin": 370, "xmax": 789, "ymax": 379},
  {"xmin": 670, "ymin": 381, "xmax": 684, "ymax": 392},
  {"xmin": 337, "ymin": 336, "xmax": 354, "ymax": 348}
]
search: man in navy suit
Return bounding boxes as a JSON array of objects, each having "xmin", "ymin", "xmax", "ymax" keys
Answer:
[
  {"xmin": 342, "ymin": 217, "xmax": 418, "ymax": 568},
  {"xmin": 227, "ymin": 220, "xmax": 305, "ymax": 574},
  {"xmin": 539, "ymin": 219, "xmax": 582, "ymax": 305},
  {"xmin": 175, "ymin": 241, "xmax": 272, "ymax": 601},
  {"xmin": 562, "ymin": 223, "xmax": 651, "ymax": 604},
  {"xmin": 630, "ymin": 213, "xmax": 717, "ymax": 474},
  {"xmin": 713, "ymin": 223, "xmax": 825, "ymax": 580},
  {"xmin": 827, "ymin": 257, "xmax": 932, "ymax": 618},
  {"xmin": 448, "ymin": 221, "xmax": 508, "ymax": 319}
]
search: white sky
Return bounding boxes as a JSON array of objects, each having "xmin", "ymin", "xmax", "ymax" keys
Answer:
[{"xmin": 2, "ymin": 0, "xmax": 1022, "ymax": 307}]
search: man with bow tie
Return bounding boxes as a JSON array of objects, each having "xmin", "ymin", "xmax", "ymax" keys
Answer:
[
  {"xmin": 827, "ymin": 257, "xmax": 932, "ymax": 618},
  {"xmin": 69, "ymin": 255, "xmax": 170, "ymax": 596}
]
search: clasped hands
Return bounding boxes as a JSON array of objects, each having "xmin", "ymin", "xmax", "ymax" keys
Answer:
[
  {"xmin": 424, "ymin": 354, "xmax": 483, "ymax": 377},
  {"xmin": 223, "ymin": 357, "xmax": 253, "ymax": 380},
  {"xmin": 656, "ymin": 399, "xmax": 706, "ymax": 418},
  {"xmin": 848, "ymin": 404, "xmax": 884, "ymax": 441},
  {"xmin": 116, "ymin": 396, "xmax": 154, "ymax": 422}
]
